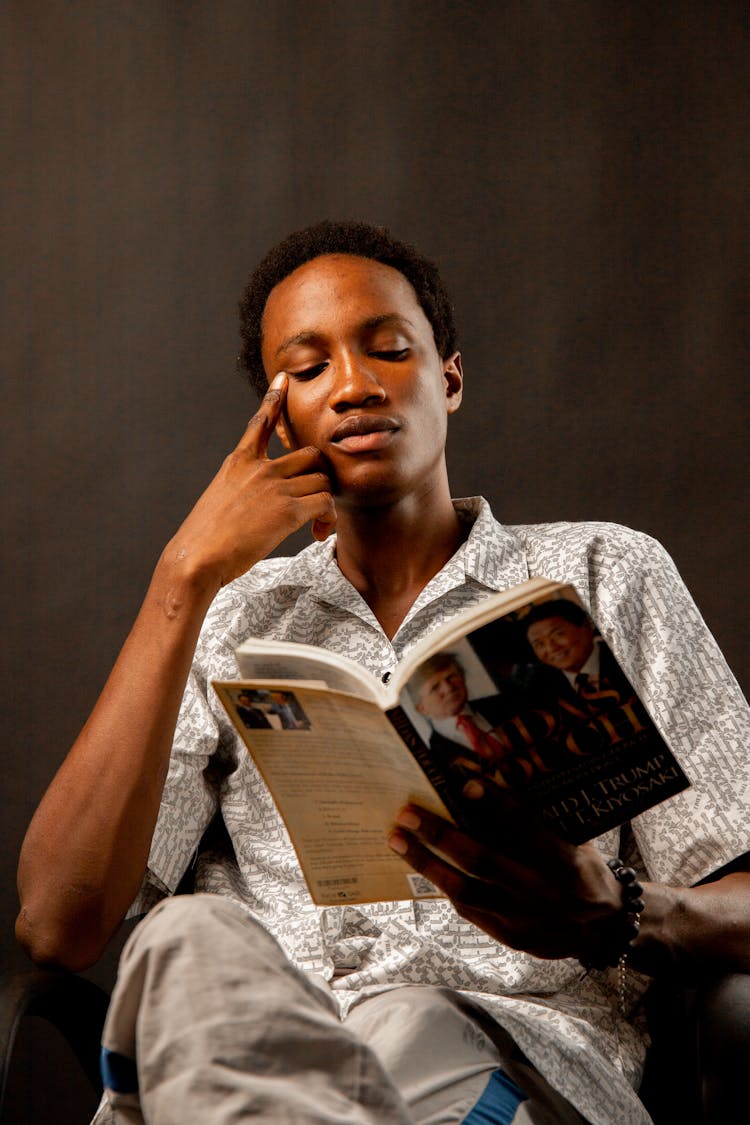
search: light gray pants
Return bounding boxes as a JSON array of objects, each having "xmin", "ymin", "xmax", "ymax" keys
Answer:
[{"xmin": 98, "ymin": 894, "xmax": 587, "ymax": 1124}]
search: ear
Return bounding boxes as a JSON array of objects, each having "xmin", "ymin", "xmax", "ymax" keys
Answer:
[{"xmin": 443, "ymin": 352, "xmax": 463, "ymax": 415}]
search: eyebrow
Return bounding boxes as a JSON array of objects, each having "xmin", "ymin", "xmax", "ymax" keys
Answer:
[{"xmin": 274, "ymin": 314, "xmax": 414, "ymax": 358}]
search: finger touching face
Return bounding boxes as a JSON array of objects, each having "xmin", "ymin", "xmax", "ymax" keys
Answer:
[{"xmin": 237, "ymin": 371, "xmax": 289, "ymax": 457}]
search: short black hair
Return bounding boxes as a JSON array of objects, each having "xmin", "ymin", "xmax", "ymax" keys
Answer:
[
  {"xmin": 237, "ymin": 220, "xmax": 458, "ymax": 396},
  {"xmin": 523, "ymin": 599, "xmax": 591, "ymax": 631}
]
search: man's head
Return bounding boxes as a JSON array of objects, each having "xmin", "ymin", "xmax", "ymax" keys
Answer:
[
  {"xmin": 410, "ymin": 653, "xmax": 469, "ymax": 721},
  {"xmin": 523, "ymin": 599, "xmax": 595, "ymax": 674},
  {"xmin": 238, "ymin": 220, "xmax": 458, "ymax": 396},
  {"xmin": 246, "ymin": 226, "xmax": 463, "ymax": 509}
]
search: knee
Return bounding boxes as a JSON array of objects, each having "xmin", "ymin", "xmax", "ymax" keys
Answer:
[{"xmin": 122, "ymin": 893, "xmax": 262, "ymax": 964}]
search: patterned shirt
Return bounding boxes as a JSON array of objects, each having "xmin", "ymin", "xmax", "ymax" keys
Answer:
[{"xmin": 133, "ymin": 497, "xmax": 750, "ymax": 1125}]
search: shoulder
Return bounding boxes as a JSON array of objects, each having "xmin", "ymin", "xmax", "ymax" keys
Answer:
[
  {"xmin": 477, "ymin": 509, "xmax": 691, "ymax": 648},
  {"xmin": 503, "ymin": 518, "xmax": 679, "ymax": 599},
  {"xmin": 506, "ymin": 518, "xmax": 668, "ymax": 566},
  {"xmin": 194, "ymin": 538, "xmax": 336, "ymax": 665},
  {"xmin": 468, "ymin": 498, "xmax": 673, "ymax": 582}
]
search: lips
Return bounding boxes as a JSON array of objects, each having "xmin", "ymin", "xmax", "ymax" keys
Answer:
[
  {"xmin": 330, "ymin": 414, "xmax": 400, "ymax": 443},
  {"xmin": 329, "ymin": 414, "xmax": 400, "ymax": 454}
]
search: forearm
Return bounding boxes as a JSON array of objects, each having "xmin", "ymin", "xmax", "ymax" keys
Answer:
[
  {"xmin": 632, "ymin": 869, "xmax": 750, "ymax": 978},
  {"xmin": 17, "ymin": 379, "xmax": 336, "ymax": 970},
  {"xmin": 16, "ymin": 550, "xmax": 219, "ymax": 970}
]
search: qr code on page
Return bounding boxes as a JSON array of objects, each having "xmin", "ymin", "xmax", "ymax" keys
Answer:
[{"xmin": 406, "ymin": 873, "xmax": 442, "ymax": 898}]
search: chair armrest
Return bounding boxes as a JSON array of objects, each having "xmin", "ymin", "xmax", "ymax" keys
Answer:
[
  {"xmin": 0, "ymin": 969, "xmax": 110, "ymax": 1112},
  {"xmin": 641, "ymin": 971, "xmax": 750, "ymax": 1124},
  {"xmin": 696, "ymin": 972, "xmax": 750, "ymax": 1120}
]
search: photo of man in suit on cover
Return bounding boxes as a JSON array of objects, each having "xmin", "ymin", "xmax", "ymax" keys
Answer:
[
  {"xmin": 521, "ymin": 598, "xmax": 636, "ymax": 718},
  {"xmin": 407, "ymin": 650, "xmax": 518, "ymax": 780}
]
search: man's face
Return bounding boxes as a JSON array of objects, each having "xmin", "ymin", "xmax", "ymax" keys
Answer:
[
  {"xmin": 260, "ymin": 254, "xmax": 462, "ymax": 507},
  {"xmin": 415, "ymin": 662, "xmax": 468, "ymax": 720},
  {"xmin": 526, "ymin": 616, "xmax": 594, "ymax": 673}
]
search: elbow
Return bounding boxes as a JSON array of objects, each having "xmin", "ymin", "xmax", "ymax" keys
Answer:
[{"xmin": 15, "ymin": 902, "xmax": 111, "ymax": 973}]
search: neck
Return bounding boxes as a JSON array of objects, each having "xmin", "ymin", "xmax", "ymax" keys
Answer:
[{"xmin": 334, "ymin": 482, "xmax": 467, "ymax": 639}]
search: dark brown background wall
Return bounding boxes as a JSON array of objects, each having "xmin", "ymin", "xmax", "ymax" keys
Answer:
[{"xmin": 2, "ymin": 2, "xmax": 749, "ymax": 1117}]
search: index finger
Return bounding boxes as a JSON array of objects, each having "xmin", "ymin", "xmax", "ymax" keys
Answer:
[{"xmin": 237, "ymin": 372, "xmax": 288, "ymax": 457}]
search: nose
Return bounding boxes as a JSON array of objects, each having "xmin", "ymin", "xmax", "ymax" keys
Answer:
[{"xmin": 327, "ymin": 349, "xmax": 386, "ymax": 413}]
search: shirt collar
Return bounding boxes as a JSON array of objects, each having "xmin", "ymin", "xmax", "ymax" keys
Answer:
[
  {"xmin": 255, "ymin": 496, "xmax": 529, "ymax": 610},
  {"xmin": 453, "ymin": 497, "xmax": 529, "ymax": 591},
  {"xmin": 255, "ymin": 534, "xmax": 365, "ymax": 615}
]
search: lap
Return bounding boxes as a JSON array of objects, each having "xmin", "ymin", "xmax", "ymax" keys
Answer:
[{"xmin": 103, "ymin": 895, "xmax": 587, "ymax": 1125}]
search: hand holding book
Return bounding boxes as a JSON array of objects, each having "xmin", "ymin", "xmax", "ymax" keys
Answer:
[{"xmin": 388, "ymin": 779, "xmax": 627, "ymax": 964}]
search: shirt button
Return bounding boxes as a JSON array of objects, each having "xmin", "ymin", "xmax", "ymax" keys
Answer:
[{"xmin": 381, "ymin": 671, "xmax": 392, "ymax": 684}]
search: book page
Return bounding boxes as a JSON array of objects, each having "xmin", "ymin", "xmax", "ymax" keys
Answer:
[
  {"xmin": 234, "ymin": 640, "xmax": 383, "ymax": 703},
  {"xmin": 213, "ymin": 682, "xmax": 450, "ymax": 904}
]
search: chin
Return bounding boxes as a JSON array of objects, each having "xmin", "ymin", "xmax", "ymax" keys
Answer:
[
  {"xmin": 335, "ymin": 460, "xmax": 441, "ymax": 511},
  {"xmin": 334, "ymin": 470, "xmax": 410, "ymax": 509}
]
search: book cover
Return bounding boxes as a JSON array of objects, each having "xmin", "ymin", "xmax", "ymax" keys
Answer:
[
  {"xmin": 213, "ymin": 580, "xmax": 690, "ymax": 903},
  {"xmin": 395, "ymin": 585, "xmax": 689, "ymax": 844}
]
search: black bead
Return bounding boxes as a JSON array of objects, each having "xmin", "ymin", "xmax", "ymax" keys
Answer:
[{"xmin": 581, "ymin": 856, "xmax": 645, "ymax": 973}]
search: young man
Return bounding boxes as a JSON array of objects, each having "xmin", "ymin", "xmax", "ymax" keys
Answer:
[{"xmin": 17, "ymin": 222, "xmax": 750, "ymax": 1124}]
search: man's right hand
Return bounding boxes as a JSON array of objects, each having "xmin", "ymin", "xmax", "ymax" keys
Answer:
[
  {"xmin": 15, "ymin": 374, "xmax": 336, "ymax": 971},
  {"xmin": 163, "ymin": 373, "xmax": 337, "ymax": 591}
]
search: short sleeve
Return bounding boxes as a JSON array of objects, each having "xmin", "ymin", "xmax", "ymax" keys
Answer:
[
  {"xmin": 590, "ymin": 531, "xmax": 750, "ymax": 886},
  {"xmin": 129, "ymin": 666, "xmax": 221, "ymax": 911}
]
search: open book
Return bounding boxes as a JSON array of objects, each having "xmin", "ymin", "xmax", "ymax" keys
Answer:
[{"xmin": 213, "ymin": 576, "xmax": 689, "ymax": 905}]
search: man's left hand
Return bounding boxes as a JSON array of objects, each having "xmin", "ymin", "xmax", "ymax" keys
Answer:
[{"xmin": 388, "ymin": 779, "xmax": 623, "ymax": 962}]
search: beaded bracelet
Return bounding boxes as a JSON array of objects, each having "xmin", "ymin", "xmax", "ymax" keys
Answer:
[{"xmin": 581, "ymin": 857, "xmax": 645, "ymax": 1012}]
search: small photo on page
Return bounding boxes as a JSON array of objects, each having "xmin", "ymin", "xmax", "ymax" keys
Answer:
[{"xmin": 229, "ymin": 687, "xmax": 312, "ymax": 731}]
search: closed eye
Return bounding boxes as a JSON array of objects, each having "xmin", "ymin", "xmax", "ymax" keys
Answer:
[
  {"xmin": 371, "ymin": 349, "xmax": 409, "ymax": 361},
  {"xmin": 289, "ymin": 362, "xmax": 328, "ymax": 380}
]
